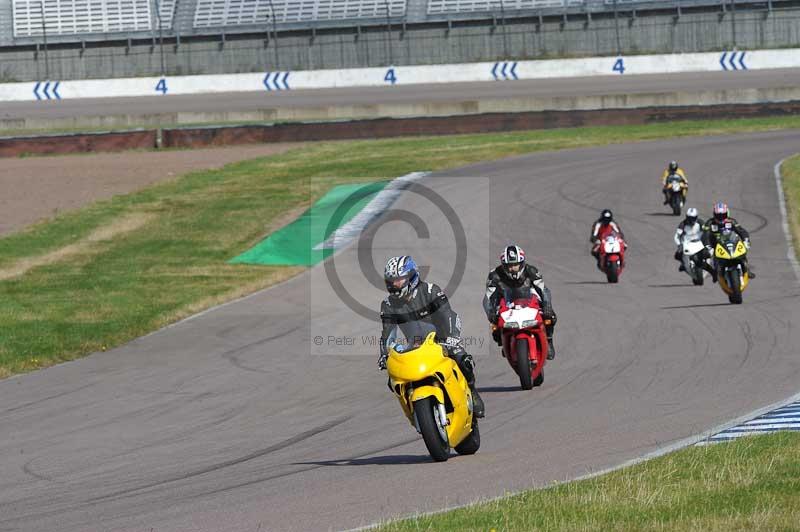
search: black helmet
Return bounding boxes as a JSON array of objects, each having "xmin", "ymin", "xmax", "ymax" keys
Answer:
[
  {"xmin": 500, "ymin": 244, "xmax": 526, "ymax": 280},
  {"xmin": 668, "ymin": 161, "xmax": 679, "ymax": 173},
  {"xmin": 600, "ymin": 209, "xmax": 613, "ymax": 224}
]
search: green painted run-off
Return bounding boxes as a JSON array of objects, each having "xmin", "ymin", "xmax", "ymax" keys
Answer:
[{"xmin": 230, "ymin": 181, "xmax": 389, "ymax": 266}]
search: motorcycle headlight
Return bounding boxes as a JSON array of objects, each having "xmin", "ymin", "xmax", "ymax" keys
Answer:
[
  {"xmin": 521, "ymin": 319, "xmax": 538, "ymax": 328},
  {"xmin": 503, "ymin": 321, "xmax": 519, "ymax": 329},
  {"xmin": 672, "ymin": 183, "xmax": 681, "ymax": 191}
]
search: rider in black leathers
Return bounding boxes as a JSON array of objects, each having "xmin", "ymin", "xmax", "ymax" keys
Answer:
[
  {"xmin": 378, "ymin": 255, "xmax": 485, "ymax": 418},
  {"xmin": 482, "ymin": 244, "xmax": 558, "ymax": 360},
  {"xmin": 702, "ymin": 202, "xmax": 755, "ymax": 280}
]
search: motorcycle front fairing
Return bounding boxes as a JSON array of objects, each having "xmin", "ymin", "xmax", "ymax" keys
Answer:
[
  {"xmin": 386, "ymin": 332, "xmax": 473, "ymax": 443},
  {"xmin": 715, "ymin": 236, "xmax": 749, "ymax": 295}
]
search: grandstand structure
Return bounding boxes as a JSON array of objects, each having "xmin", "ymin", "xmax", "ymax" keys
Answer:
[
  {"xmin": 0, "ymin": 0, "xmax": 798, "ymax": 81},
  {"xmin": 1, "ymin": 0, "xmax": 794, "ymax": 46}
]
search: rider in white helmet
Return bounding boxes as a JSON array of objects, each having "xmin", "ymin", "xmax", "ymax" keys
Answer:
[{"xmin": 673, "ymin": 207, "xmax": 705, "ymax": 272}]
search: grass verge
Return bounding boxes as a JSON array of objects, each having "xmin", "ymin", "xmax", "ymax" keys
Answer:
[
  {"xmin": 2, "ymin": 115, "xmax": 800, "ymax": 378},
  {"xmin": 379, "ymin": 432, "xmax": 800, "ymax": 531},
  {"xmin": 782, "ymin": 154, "xmax": 800, "ymax": 258}
]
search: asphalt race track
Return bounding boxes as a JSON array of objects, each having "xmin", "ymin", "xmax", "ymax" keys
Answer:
[
  {"xmin": 3, "ymin": 69, "xmax": 800, "ymax": 121},
  {"xmin": 1, "ymin": 130, "xmax": 800, "ymax": 531}
]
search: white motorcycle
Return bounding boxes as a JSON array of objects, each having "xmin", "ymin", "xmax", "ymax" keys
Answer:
[{"xmin": 680, "ymin": 235, "xmax": 709, "ymax": 286}]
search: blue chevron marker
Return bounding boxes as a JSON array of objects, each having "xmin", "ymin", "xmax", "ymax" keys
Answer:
[
  {"xmin": 728, "ymin": 52, "xmax": 739, "ymax": 71},
  {"xmin": 281, "ymin": 71, "xmax": 290, "ymax": 90},
  {"xmin": 510, "ymin": 62, "xmax": 518, "ymax": 80},
  {"xmin": 51, "ymin": 81, "xmax": 61, "ymax": 99},
  {"xmin": 492, "ymin": 62, "xmax": 500, "ymax": 80},
  {"xmin": 738, "ymin": 51, "xmax": 747, "ymax": 70},
  {"xmin": 42, "ymin": 81, "xmax": 52, "ymax": 100},
  {"xmin": 263, "ymin": 72, "xmax": 272, "ymax": 91},
  {"xmin": 271, "ymin": 71, "xmax": 282, "ymax": 90},
  {"xmin": 720, "ymin": 51, "xmax": 728, "ymax": 71},
  {"xmin": 33, "ymin": 81, "xmax": 42, "ymax": 100}
]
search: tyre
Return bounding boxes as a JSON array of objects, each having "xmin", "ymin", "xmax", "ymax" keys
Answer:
[
  {"xmin": 516, "ymin": 338, "xmax": 533, "ymax": 390},
  {"xmin": 671, "ymin": 195, "xmax": 682, "ymax": 216},
  {"xmin": 692, "ymin": 263, "xmax": 704, "ymax": 286},
  {"xmin": 414, "ymin": 397, "xmax": 449, "ymax": 462},
  {"xmin": 607, "ymin": 261, "xmax": 619, "ymax": 283},
  {"xmin": 454, "ymin": 420, "xmax": 480, "ymax": 455},
  {"xmin": 728, "ymin": 271, "xmax": 743, "ymax": 304}
]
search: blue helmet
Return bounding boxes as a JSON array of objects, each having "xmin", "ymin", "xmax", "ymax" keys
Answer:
[{"xmin": 384, "ymin": 255, "xmax": 420, "ymax": 299}]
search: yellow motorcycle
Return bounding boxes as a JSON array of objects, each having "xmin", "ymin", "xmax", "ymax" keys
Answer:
[
  {"xmin": 714, "ymin": 230, "xmax": 750, "ymax": 304},
  {"xmin": 386, "ymin": 332, "xmax": 480, "ymax": 462}
]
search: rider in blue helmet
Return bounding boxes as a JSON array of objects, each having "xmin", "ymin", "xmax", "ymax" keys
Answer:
[{"xmin": 378, "ymin": 255, "xmax": 485, "ymax": 418}]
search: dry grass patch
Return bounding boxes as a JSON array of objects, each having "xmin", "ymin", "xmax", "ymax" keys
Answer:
[{"xmin": 0, "ymin": 212, "xmax": 154, "ymax": 281}]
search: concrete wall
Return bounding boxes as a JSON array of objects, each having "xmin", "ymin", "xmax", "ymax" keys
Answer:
[{"xmin": 1, "ymin": 6, "xmax": 799, "ymax": 82}]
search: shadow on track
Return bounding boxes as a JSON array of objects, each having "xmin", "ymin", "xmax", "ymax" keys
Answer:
[
  {"xmin": 661, "ymin": 302, "xmax": 734, "ymax": 310},
  {"xmin": 563, "ymin": 281, "xmax": 608, "ymax": 285},
  {"xmin": 645, "ymin": 212, "xmax": 680, "ymax": 217},
  {"xmin": 294, "ymin": 455, "xmax": 431, "ymax": 467},
  {"xmin": 648, "ymin": 283, "xmax": 694, "ymax": 288},
  {"xmin": 478, "ymin": 385, "xmax": 521, "ymax": 393}
]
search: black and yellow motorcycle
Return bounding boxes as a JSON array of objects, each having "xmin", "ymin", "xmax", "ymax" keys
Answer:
[{"xmin": 714, "ymin": 230, "xmax": 750, "ymax": 304}]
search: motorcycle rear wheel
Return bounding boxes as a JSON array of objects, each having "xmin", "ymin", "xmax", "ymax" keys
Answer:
[
  {"xmin": 454, "ymin": 419, "xmax": 481, "ymax": 455},
  {"xmin": 414, "ymin": 397, "xmax": 450, "ymax": 462},
  {"xmin": 516, "ymin": 338, "xmax": 533, "ymax": 390}
]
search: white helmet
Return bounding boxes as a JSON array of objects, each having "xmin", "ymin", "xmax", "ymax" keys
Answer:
[{"xmin": 686, "ymin": 207, "xmax": 698, "ymax": 223}]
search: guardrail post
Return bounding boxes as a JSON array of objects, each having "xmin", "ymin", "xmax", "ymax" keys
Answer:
[
  {"xmin": 613, "ymin": 0, "xmax": 621, "ymax": 56},
  {"xmin": 38, "ymin": 0, "xmax": 50, "ymax": 81}
]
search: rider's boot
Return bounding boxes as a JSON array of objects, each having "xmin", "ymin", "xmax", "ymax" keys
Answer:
[
  {"xmin": 469, "ymin": 383, "xmax": 485, "ymax": 418},
  {"xmin": 547, "ymin": 336, "xmax": 556, "ymax": 360},
  {"xmin": 745, "ymin": 260, "xmax": 756, "ymax": 279},
  {"xmin": 678, "ymin": 263, "xmax": 686, "ymax": 272}
]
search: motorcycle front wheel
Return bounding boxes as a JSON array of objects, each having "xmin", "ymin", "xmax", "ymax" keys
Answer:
[
  {"xmin": 728, "ymin": 271, "xmax": 743, "ymax": 304},
  {"xmin": 516, "ymin": 338, "xmax": 533, "ymax": 390},
  {"xmin": 414, "ymin": 397, "xmax": 450, "ymax": 462},
  {"xmin": 607, "ymin": 261, "xmax": 619, "ymax": 283},
  {"xmin": 691, "ymin": 261, "xmax": 704, "ymax": 286},
  {"xmin": 671, "ymin": 195, "xmax": 682, "ymax": 216}
]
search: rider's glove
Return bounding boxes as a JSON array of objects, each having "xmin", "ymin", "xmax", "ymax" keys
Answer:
[
  {"xmin": 377, "ymin": 353, "xmax": 388, "ymax": 370},
  {"xmin": 744, "ymin": 238, "xmax": 751, "ymax": 250}
]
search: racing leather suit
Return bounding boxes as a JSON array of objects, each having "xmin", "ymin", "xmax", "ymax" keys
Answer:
[
  {"xmin": 702, "ymin": 217, "xmax": 754, "ymax": 278},
  {"xmin": 379, "ymin": 281, "xmax": 485, "ymax": 416},
  {"xmin": 483, "ymin": 265, "xmax": 558, "ymax": 358}
]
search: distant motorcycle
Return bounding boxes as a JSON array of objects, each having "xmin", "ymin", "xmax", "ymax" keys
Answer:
[
  {"xmin": 495, "ymin": 286, "xmax": 549, "ymax": 390},
  {"xmin": 680, "ymin": 234, "xmax": 709, "ymax": 286},
  {"xmin": 714, "ymin": 229, "xmax": 750, "ymax": 304},
  {"xmin": 665, "ymin": 174, "xmax": 688, "ymax": 216},
  {"xmin": 598, "ymin": 232, "xmax": 626, "ymax": 283}
]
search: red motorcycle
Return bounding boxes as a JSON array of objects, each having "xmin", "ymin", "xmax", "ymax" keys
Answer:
[
  {"xmin": 597, "ymin": 231, "xmax": 626, "ymax": 283},
  {"xmin": 495, "ymin": 286, "xmax": 549, "ymax": 390}
]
